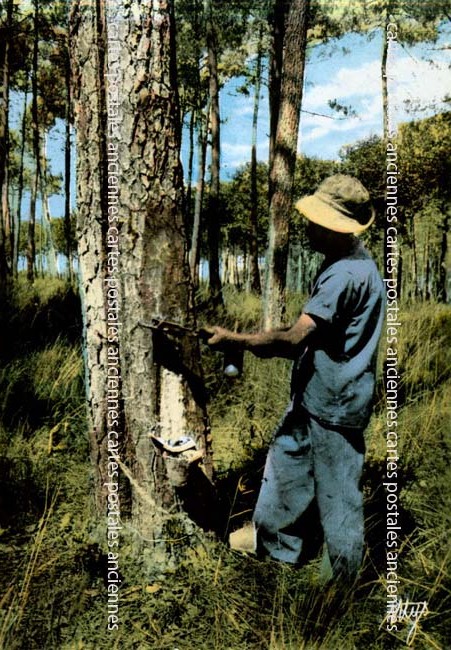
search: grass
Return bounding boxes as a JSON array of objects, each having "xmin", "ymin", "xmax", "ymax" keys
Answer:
[{"xmin": 0, "ymin": 284, "xmax": 450, "ymax": 649}]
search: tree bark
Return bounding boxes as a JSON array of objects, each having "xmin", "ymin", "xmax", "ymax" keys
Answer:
[
  {"xmin": 204, "ymin": 0, "xmax": 223, "ymax": 306},
  {"xmin": 40, "ymin": 134, "xmax": 58, "ymax": 276},
  {"xmin": 15, "ymin": 74, "xmax": 29, "ymax": 278},
  {"xmin": 249, "ymin": 24, "xmax": 263, "ymax": 295},
  {"xmin": 0, "ymin": 0, "xmax": 13, "ymax": 284},
  {"xmin": 263, "ymin": 0, "xmax": 310, "ymax": 329},
  {"xmin": 116, "ymin": 0, "xmax": 213, "ymax": 542},
  {"xmin": 73, "ymin": 0, "xmax": 214, "ymax": 560},
  {"xmin": 381, "ymin": 11, "xmax": 389, "ymax": 142},
  {"xmin": 27, "ymin": 0, "xmax": 40, "ymax": 283},
  {"xmin": 189, "ymin": 105, "xmax": 209, "ymax": 285},
  {"xmin": 268, "ymin": 0, "xmax": 287, "ymax": 176},
  {"xmin": 70, "ymin": 0, "xmax": 117, "ymax": 512},
  {"xmin": 439, "ymin": 211, "xmax": 449, "ymax": 303},
  {"xmin": 64, "ymin": 19, "xmax": 73, "ymax": 282}
]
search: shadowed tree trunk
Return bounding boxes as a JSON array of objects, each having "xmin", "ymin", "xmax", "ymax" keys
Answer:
[
  {"xmin": 15, "ymin": 76, "xmax": 29, "ymax": 278},
  {"xmin": 249, "ymin": 23, "xmax": 264, "ymax": 295},
  {"xmin": 268, "ymin": 0, "xmax": 287, "ymax": 175},
  {"xmin": 263, "ymin": 0, "xmax": 310, "ymax": 329},
  {"xmin": 27, "ymin": 0, "xmax": 40, "ymax": 283},
  {"xmin": 189, "ymin": 105, "xmax": 209, "ymax": 285},
  {"xmin": 70, "ymin": 0, "xmax": 115, "ymax": 512},
  {"xmin": 40, "ymin": 134, "xmax": 58, "ymax": 276},
  {"xmin": 64, "ymin": 17, "xmax": 73, "ymax": 282},
  {"xmin": 204, "ymin": 0, "xmax": 223, "ymax": 306},
  {"xmin": 381, "ymin": 9, "xmax": 390, "ymax": 142},
  {"xmin": 438, "ymin": 209, "xmax": 449, "ymax": 303},
  {"xmin": 0, "ymin": 0, "xmax": 13, "ymax": 284}
]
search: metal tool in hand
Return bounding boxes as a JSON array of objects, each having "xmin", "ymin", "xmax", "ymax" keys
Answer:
[{"xmin": 139, "ymin": 319, "xmax": 243, "ymax": 378}]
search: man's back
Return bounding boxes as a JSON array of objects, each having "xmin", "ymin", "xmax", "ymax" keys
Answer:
[{"xmin": 294, "ymin": 240, "xmax": 384, "ymax": 429}]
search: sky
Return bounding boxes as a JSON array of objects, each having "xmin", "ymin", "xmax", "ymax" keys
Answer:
[
  {"xmin": 191, "ymin": 25, "xmax": 450, "ymax": 180},
  {"xmin": 11, "ymin": 22, "xmax": 451, "ymax": 217}
]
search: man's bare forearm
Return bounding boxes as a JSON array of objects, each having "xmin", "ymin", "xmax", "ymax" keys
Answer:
[{"xmin": 210, "ymin": 313, "xmax": 317, "ymax": 360}]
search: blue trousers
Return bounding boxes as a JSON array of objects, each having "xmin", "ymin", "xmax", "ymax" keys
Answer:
[{"xmin": 252, "ymin": 404, "xmax": 365, "ymax": 580}]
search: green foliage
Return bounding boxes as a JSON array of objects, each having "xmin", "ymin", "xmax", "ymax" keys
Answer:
[
  {"xmin": 175, "ymin": 0, "xmax": 266, "ymax": 116},
  {"xmin": 220, "ymin": 161, "xmax": 269, "ymax": 251},
  {"xmin": 311, "ymin": 0, "xmax": 445, "ymax": 44},
  {"xmin": 0, "ymin": 276, "xmax": 82, "ymax": 365},
  {"xmin": 397, "ymin": 111, "xmax": 451, "ymax": 214}
]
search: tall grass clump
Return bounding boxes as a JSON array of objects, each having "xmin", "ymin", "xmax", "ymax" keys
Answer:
[{"xmin": 0, "ymin": 280, "xmax": 91, "ymax": 649}]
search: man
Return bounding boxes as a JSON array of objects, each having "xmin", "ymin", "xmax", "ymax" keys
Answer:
[{"xmin": 205, "ymin": 174, "xmax": 384, "ymax": 581}]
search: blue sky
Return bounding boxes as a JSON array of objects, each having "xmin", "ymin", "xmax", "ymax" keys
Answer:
[
  {"xmin": 191, "ymin": 25, "xmax": 450, "ymax": 181},
  {"xmin": 11, "ymin": 23, "xmax": 450, "ymax": 217}
]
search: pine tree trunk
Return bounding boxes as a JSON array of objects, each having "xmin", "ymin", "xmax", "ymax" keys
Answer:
[
  {"xmin": 189, "ymin": 109, "xmax": 208, "ymax": 285},
  {"xmin": 27, "ymin": 0, "xmax": 40, "ymax": 283},
  {"xmin": 263, "ymin": 0, "xmax": 310, "ymax": 329},
  {"xmin": 64, "ymin": 21, "xmax": 73, "ymax": 282},
  {"xmin": 249, "ymin": 24, "xmax": 263, "ymax": 295},
  {"xmin": 439, "ymin": 211, "xmax": 449, "ymax": 303},
  {"xmin": 72, "ymin": 0, "xmax": 214, "ymax": 558},
  {"xmin": 70, "ymin": 0, "xmax": 116, "ymax": 512},
  {"xmin": 381, "ymin": 12, "xmax": 389, "ymax": 143},
  {"xmin": 117, "ymin": 0, "xmax": 213, "ymax": 541},
  {"xmin": 268, "ymin": 0, "xmax": 287, "ymax": 175},
  {"xmin": 185, "ymin": 109, "xmax": 195, "ymax": 227},
  {"xmin": 205, "ymin": 0, "xmax": 222, "ymax": 306},
  {"xmin": 40, "ymin": 134, "xmax": 58, "ymax": 276},
  {"xmin": 15, "ymin": 75, "xmax": 29, "ymax": 278},
  {"xmin": 411, "ymin": 215, "xmax": 419, "ymax": 298},
  {"xmin": 0, "ymin": 0, "xmax": 13, "ymax": 284}
]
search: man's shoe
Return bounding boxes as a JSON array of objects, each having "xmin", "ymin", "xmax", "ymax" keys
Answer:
[{"xmin": 229, "ymin": 522, "xmax": 257, "ymax": 555}]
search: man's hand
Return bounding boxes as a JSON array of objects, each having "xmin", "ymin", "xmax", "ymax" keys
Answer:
[{"xmin": 199, "ymin": 326, "xmax": 238, "ymax": 352}]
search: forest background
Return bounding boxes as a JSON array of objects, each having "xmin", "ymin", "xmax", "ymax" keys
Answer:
[{"xmin": 0, "ymin": 1, "xmax": 450, "ymax": 649}]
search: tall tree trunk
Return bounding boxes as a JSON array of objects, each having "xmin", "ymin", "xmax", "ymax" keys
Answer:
[
  {"xmin": 268, "ymin": 0, "xmax": 287, "ymax": 177},
  {"xmin": 187, "ymin": 0, "xmax": 203, "ymax": 286},
  {"xmin": 0, "ymin": 0, "xmax": 13, "ymax": 285},
  {"xmin": 185, "ymin": 109, "xmax": 195, "ymax": 226},
  {"xmin": 381, "ymin": 13, "xmax": 389, "ymax": 142},
  {"xmin": 71, "ymin": 0, "xmax": 116, "ymax": 511},
  {"xmin": 424, "ymin": 228, "xmax": 430, "ymax": 301},
  {"xmin": 189, "ymin": 106, "xmax": 209, "ymax": 285},
  {"xmin": 15, "ymin": 75, "xmax": 29, "ymax": 278},
  {"xmin": 204, "ymin": 0, "xmax": 222, "ymax": 306},
  {"xmin": 118, "ymin": 0, "xmax": 214, "ymax": 542},
  {"xmin": 249, "ymin": 24, "xmax": 263, "ymax": 295},
  {"xmin": 65, "ymin": 19, "xmax": 73, "ymax": 282},
  {"xmin": 40, "ymin": 133, "xmax": 58, "ymax": 276},
  {"xmin": 27, "ymin": 0, "xmax": 40, "ymax": 283},
  {"xmin": 411, "ymin": 215, "xmax": 419, "ymax": 298},
  {"xmin": 439, "ymin": 210, "xmax": 449, "ymax": 303},
  {"xmin": 73, "ymin": 0, "xmax": 214, "ymax": 559},
  {"xmin": 263, "ymin": 0, "xmax": 310, "ymax": 329},
  {"xmin": 382, "ymin": 3, "xmax": 395, "ymax": 283}
]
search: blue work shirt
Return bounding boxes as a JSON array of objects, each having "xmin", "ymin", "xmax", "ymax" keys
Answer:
[{"xmin": 292, "ymin": 240, "xmax": 384, "ymax": 429}]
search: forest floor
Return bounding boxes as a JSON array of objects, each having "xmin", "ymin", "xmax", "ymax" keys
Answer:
[{"xmin": 0, "ymin": 280, "xmax": 450, "ymax": 649}]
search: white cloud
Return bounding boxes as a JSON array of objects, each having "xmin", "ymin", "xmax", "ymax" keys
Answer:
[
  {"xmin": 388, "ymin": 55, "xmax": 451, "ymax": 121},
  {"xmin": 304, "ymin": 59, "xmax": 381, "ymax": 110},
  {"xmin": 213, "ymin": 30, "xmax": 451, "ymax": 172},
  {"xmin": 221, "ymin": 140, "xmax": 269, "ymax": 171},
  {"xmin": 299, "ymin": 46, "xmax": 450, "ymax": 153}
]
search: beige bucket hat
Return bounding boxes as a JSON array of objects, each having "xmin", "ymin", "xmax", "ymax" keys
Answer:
[{"xmin": 295, "ymin": 174, "xmax": 375, "ymax": 234}]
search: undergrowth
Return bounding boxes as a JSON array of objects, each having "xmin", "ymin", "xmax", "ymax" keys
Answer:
[{"xmin": 0, "ymin": 283, "xmax": 450, "ymax": 649}]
